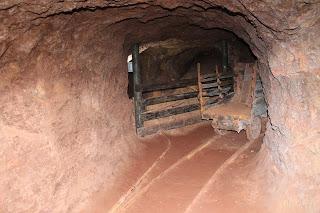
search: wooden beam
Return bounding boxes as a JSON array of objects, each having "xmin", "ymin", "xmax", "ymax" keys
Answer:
[
  {"xmin": 197, "ymin": 62, "xmax": 204, "ymax": 115},
  {"xmin": 204, "ymin": 96, "xmax": 220, "ymax": 106},
  {"xmin": 142, "ymin": 85, "xmax": 233, "ymax": 107},
  {"xmin": 143, "ymin": 92, "xmax": 198, "ymax": 106},
  {"xmin": 137, "ymin": 116, "xmax": 203, "ymax": 137},
  {"xmin": 142, "ymin": 78, "xmax": 196, "ymax": 93},
  {"xmin": 142, "ymin": 84, "xmax": 233, "ymax": 107},
  {"xmin": 142, "ymin": 72, "xmax": 233, "ymax": 93},
  {"xmin": 204, "ymin": 92, "xmax": 235, "ymax": 107},
  {"xmin": 203, "ymin": 86, "xmax": 233, "ymax": 97},
  {"xmin": 201, "ymin": 73, "xmax": 233, "ymax": 82},
  {"xmin": 201, "ymin": 78, "xmax": 233, "ymax": 89},
  {"xmin": 142, "ymin": 104, "xmax": 200, "ymax": 121},
  {"xmin": 132, "ymin": 43, "xmax": 143, "ymax": 130}
]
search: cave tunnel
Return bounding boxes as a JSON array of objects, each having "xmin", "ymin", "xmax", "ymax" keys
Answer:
[
  {"xmin": 0, "ymin": 1, "xmax": 319, "ymax": 213},
  {"xmin": 127, "ymin": 34, "xmax": 262, "ymax": 138}
]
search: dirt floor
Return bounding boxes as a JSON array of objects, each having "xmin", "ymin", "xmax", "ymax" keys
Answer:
[{"xmin": 84, "ymin": 122, "xmax": 263, "ymax": 213}]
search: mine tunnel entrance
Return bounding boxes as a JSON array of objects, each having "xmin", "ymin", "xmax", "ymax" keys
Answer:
[
  {"xmin": 130, "ymin": 34, "xmax": 267, "ymax": 139},
  {"xmin": 2, "ymin": 1, "xmax": 318, "ymax": 212},
  {"xmin": 113, "ymin": 34, "xmax": 270, "ymax": 212}
]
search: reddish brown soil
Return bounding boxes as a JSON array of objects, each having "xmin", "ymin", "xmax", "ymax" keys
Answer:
[
  {"xmin": 185, "ymin": 124, "xmax": 266, "ymax": 213},
  {"xmin": 185, "ymin": 143, "xmax": 266, "ymax": 213},
  {"xmin": 125, "ymin": 147, "xmax": 232, "ymax": 213},
  {"xmin": 83, "ymin": 134, "xmax": 167, "ymax": 212},
  {"xmin": 85, "ymin": 123, "xmax": 249, "ymax": 212}
]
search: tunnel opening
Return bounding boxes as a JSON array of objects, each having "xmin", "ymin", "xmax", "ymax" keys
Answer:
[
  {"xmin": 128, "ymin": 33, "xmax": 266, "ymax": 141},
  {"xmin": 0, "ymin": 1, "xmax": 319, "ymax": 213}
]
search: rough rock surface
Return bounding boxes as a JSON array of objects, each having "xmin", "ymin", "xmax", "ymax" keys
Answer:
[
  {"xmin": 0, "ymin": 13, "xmax": 141, "ymax": 213},
  {"xmin": 0, "ymin": 0, "xmax": 319, "ymax": 212},
  {"xmin": 138, "ymin": 35, "xmax": 254, "ymax": 86}
]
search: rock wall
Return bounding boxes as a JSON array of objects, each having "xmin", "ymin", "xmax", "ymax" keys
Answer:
[
  {"xmin": 139, "ymin": 38, "xmax": 225, "ymax": 85},
  {"xmin": 0, "ymin": 0, "xmax": 319, "ymax": 212},
  {"xmin": 257, "ymin": 30, "xmax": 320, "ymax": 211},
  {"xmin": 0, "ymin": 14, "xmax": 139, "ymax": 212}
]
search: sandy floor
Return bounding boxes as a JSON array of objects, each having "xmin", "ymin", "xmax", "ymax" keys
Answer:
[{"xmin": 85, "ymin": 122, "xmax": 262, "ymax": 213}]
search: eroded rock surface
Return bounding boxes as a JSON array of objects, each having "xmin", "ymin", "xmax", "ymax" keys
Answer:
[{"xmin": 0, "ymin": 0, "xmax": 319, "ymax": 212}]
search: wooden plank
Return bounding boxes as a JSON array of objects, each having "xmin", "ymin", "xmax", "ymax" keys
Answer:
[
  {"xmin": 203, "ymin": 86, "xmax": 232, "ymax": 97},
  {"xmin": 142, "ymin": 73, "xmax": 233, "ymax": 93},
  {"xmin": 143, "ymin": 84, "xmax": 232, "ymax": 106},
  {"xmin": 201, "ymin": 73, "xmax": 233, "ymax": 82},
  {"xmin": 201, "ymin": 71, "xmax": 232, "ymax": 78},
  {"xmin": 204, "ymin": 96, "xmax": 219, "ymax": 106},
  {"xmin": 201, "ymin": 79, "xmax": 233, "ymax": 89},
  {"xmin": 197, "ymin": 62, "xmax": 204, "ymax": 115},
  {"xmin": 201, "ymin": 72, "xmax": 232, "ymax": 79},
  {"xmin": 142, "ymin": 104, "xmax": 200, "ymax": 121},
  {"xmin": 201, "ymin": 73, "xmax": 216, "ymax": 79},
  {"xmin": 142, "ymin": 78, "xmax": 196, "ymax": 93},
  {"xmin": 137, "ymin": 116, "xmax": 203, "ymax": 137},
  {"xmin": 143, "ymin": 92, "xmax": 198, "ymax": 106},
  {"xmin": 204, "ymin": 92, "xmax": 235, "ymax": 108},
  {"xmin": 132, "ymin": 43, "xmax": 143, "ymax": 130}
]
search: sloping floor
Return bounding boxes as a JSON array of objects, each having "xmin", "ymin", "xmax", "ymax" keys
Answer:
[{"xmin": 86, "ymin": 122, "xmax": 263, "ymax": 213}]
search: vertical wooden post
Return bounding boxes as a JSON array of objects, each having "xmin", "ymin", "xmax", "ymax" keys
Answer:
[
  {"xmin": 132, "ymin": 43, "xmax": 143, "ymax": 131},
  {"xmin": 197, "ymin": 62, "xmax": 204, "ymax": 116}
]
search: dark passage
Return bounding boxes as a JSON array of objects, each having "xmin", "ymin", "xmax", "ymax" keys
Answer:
[{"xmin": 129, "ymin": 34, "xmax": 264, "ymax": 139}]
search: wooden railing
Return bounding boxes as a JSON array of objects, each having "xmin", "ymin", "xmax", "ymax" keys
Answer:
[
  {"xmin": 136, "ymin": 72, "xmax": 234, "ymax": 136},
  {"xmin": 131, "ymin": 43, "xmax": 234, "ymax": 136}
]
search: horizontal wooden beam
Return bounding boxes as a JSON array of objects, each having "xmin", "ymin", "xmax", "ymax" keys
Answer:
[
  {"xmin": 142, "ymin": 78, "xmax": 196, "ymax": 93},
  {"xmin": 203, "ymin": 86, "xmax": 232, "ymax": 97},
  {"xmin": 143, "ymin": 73, "xmax": 234, "ymax": 93},
  {"xmin": 204, "ymin": 97, "xmax": 220, "ymax": 106},
  {"xmin": 201, "ymin": 79, "xmax": 233, "ymax": 89},
  {"xmin": 144, "ymin": 91, "xmax": 198, "ymax": 106},
  {"xmin": 204, "ymin": 92, "xmax": 235, "ymax": 108},
  {"xmin": 143, "ymin": 85, "xmax": 233, "ymax": 107},
  {"xmin": 201, "ymin": 73, "xmax": 233, "ymax": 82},
  {"xmin": 142, "ymin": 104, "xmax": 200, "ymax": 121},
  {"xmin": 137, "ymin": 116, "xmax": 204, "ymax": 137}
]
